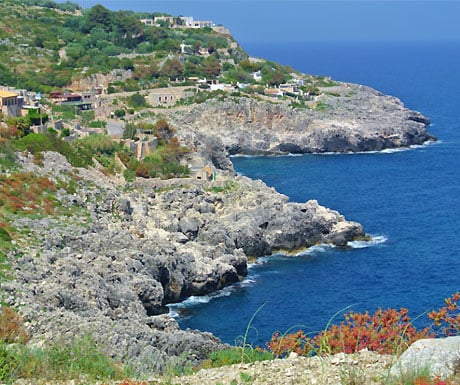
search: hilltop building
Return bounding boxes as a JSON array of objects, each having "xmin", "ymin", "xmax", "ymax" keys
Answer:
[
  {"xmin": 178, "ymin": 16, "xmax": 213, "ymax": 28},
  {"xmin": 0, "ymin": 89, "xmax": 23, "ymax": 117}
]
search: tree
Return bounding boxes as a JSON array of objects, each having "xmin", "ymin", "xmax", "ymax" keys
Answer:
[
  {"xmin": 114, "ymin": 109, "xmax": 126, "ymax": 118},
  {"xmin": 193, "ymin": 41, "xmax": 201, "ymax": 54},
  {"xmin": 160, "ymin": 58, "xmax": 184, "ymax": 80},
  {"xmin": 81, "ymin": 110, "xmax": 95, "ymax": 126},
  {"xmin": 154, "ymin": 38, "xmax": 180, "ymax": 53},
  {"xmin": 153, "ymin": 119, "xmax": 175, "ymax": 144},
  {"xmin": 113, "ymin": 11, "xmax": 144, "ymax": 48},
  {"xmin": 89, "ymin": 26, "xmax": 108, "ymax": 47},
  {"xmin": 264, "ymin": 68, "xmax": 289, "ymax": 87},
  {"xmin": 123, "ymin": 122, "xmax": 137, "ymax": 139},
  {"xmin": 27, "ymin": 109, "xmax": 48, "ymax": 126},
  {"xmin": 203, "ymin": 56, "xmax": 222, "ymax": 78},
  {"xmin": 6, "ymin": 116, "xmax": 30, "ymax": 137},
  {"xmin": 175, "ymin": 17, "xmax": 184, "ymax": 26},
  {"xmin": 65, "ymin": 43, "xmax": 85, "ymax": 63},
  {"xmin": 60, "ymin": 128, "xmax": 71, "ymax": 138},
  {"xmin": 128, "ymin": 93, "xmax": 147, "ymax": 109},
  {"xmin": 238, "ymin": 59, "xmax": 260, "ymax": 72},
  {"xmin": 146, "ymin": 27, "xmax": 168, "ymax": 45},
  {"xmin": 84, "ymin": 4, "xmax": 113, "ymax": 33},
  {"xmin": 184, "ymin": 61, "xmax": 201, "ymax": 78}
]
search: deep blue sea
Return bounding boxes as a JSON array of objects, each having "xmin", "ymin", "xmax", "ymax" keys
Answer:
[{"xmin": 169, "ymin": 41, "xmax": 460, "ymax": 346}]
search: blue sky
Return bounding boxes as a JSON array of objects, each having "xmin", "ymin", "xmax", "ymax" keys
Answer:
[{"xmin": 60, "ymin": 1, "xmax": 460, "ymax": 44}]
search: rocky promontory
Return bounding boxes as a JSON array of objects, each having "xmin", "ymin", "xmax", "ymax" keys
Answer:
[
  {"xmin": 3, "ymin": 152, "xmax": 366, "ymax": 374},
  {"xmin": 158, "ymin": 82, "xmax": 434, "ymax": 170},
  {"xmin": 1, "ymin": 71, "xmax": 438, "ymax": 378}
]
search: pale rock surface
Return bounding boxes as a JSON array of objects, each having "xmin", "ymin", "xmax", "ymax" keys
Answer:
[
  {"xmin": 4, "ymin": 152, "xmax": 367, "ymax": 374},
  {"xmin": 156, "ymin": 83, "xmax": 434, "ymax": 172},
  {"xmin": 390, "ymin": 336, "xmax": 460, "ymax": 380}
]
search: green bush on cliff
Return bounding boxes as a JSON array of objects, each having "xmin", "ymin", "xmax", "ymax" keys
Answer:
[
  {"xmin": 0, "ymin": 334, "xmax": 125, "ymax": 383},
  {"xmin": 0, "ymin": 141, "xmax": 16, "ymax": 170},
  {"xmin": 13, "ymin": 132, "xmax": 92, "ymax": 167},
  {"xmin": 200, "ymin": 347, "xmax": 273, "ymax": 369}
]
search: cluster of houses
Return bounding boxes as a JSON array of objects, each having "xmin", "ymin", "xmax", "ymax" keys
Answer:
[
  {"xmin": 184, "ymin": 73, "xmax": 306, "ymax": 99},
  {"xmin": 48, "ymin": 89, "xmax": 102, "ymax": 111},
  {"xmin": 0, "ymin": 87, "xmax": 42, "ymax": 118},
  {"xmin": 0, "ymin": 86, "xmax": 105, "ymax": 120},
  {"xmin": 140, "ymin": 15, "xmax": 230, "ymax": 35}
]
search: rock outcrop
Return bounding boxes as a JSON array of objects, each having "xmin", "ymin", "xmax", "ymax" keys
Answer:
[
  {"xmin": 3, "ymin": 152, "xmax": 367, "ymax": 374},
  {"xmin": 158, "ymin": 83, "xmax": 434, "ymax": 171}
]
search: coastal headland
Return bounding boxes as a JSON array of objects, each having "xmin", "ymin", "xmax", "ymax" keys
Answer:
[
  {"xmin": 4, "ymin": 150, "xmax": 367, "ymax": 373},
  {"xmin": 3, "ymin": 86, "xmax": 435, "ymax": 373},
  {"xmin": 160, "ymin": 82, "xmax": 434, "ymax": 171},
  {"xmin": 0, "ymin": 0, "xmax": 438, "ymax": 378}
]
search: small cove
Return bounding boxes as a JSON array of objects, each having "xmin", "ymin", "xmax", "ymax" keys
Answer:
[{"xmin": 171, "ymin": 41, "xmax": 460, "ymax": 346}]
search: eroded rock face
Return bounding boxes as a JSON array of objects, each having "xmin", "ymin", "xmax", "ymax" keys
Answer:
[
  {"xmin": 160, "ymin": 83, "xmax": 434, "ymax": 169},
  {"xmin": 4, "ymin": 152, "xmax": 366, "ymax": 374}
]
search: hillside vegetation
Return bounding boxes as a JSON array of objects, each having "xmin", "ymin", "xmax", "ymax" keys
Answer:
[
  {"xmin": 0, "ymin": 0, "xmax": 308, "ymax": 93},
  {"xmin": 0, "ymin": 2, "xmax": 451, "ymax": 385}
]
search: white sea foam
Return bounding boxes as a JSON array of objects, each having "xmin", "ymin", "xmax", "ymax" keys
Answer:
[
  {"xmin": 347, "ymin": 235, "xmax": 388, "ymax": 248},
  {"xmin": 294, "ymin": 244, "xmax": 333, "ymax": 256},
  {"xmin": 237, "ymin": 277, "xmax": 257, "ymax": 287},
  {"xmin": 379, "ymin": 147, "xmax": 410, "ymax": 154},
  {"xmin": 230, "ymin": 154, "xmax": 258, "ymax": 158},
  {"xmin": 168, "ymin": 308, "xmax": 181, "ymax": 318},
  {"xmin": 231, "ymin": 152, "xmax": 303, "ymax": 159},
  {"xmin": 167, "ymin": 278, "xmax": 255, "ymax": 316},
  {"xmin": 314, "ymin": 140, "xmax": 439, "ymax": 156}
]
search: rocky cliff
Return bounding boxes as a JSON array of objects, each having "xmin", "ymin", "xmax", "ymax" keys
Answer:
[
  {"xmin": 2, "ymin": 73, "xmax": 437, "ymax": 376},
  {"xmin": 158, "ymin": 82, "xmax": 434, "ymax": 171},
  {"xmin": 3, "ymin": 152, "xmax": 366, "ymax": 374}
]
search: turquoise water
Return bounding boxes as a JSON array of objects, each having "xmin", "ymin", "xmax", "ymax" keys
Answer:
[{"xmin": 170, "ymin": 41, "xmax": 460, "ymax": 346}]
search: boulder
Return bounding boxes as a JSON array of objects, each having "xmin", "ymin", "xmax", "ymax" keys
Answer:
[{"xmin": 390, "ymin": 336, "xmax": 460, "ymax": 380}]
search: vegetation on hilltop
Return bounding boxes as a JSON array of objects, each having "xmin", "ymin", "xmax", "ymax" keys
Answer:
[
  {"xmin": 0, "ymin": 2, "xmax": 449, "ymax": 384},
  {"xmin": 0, "ymin": 0, "xmax": 316, "ymax": 93}
]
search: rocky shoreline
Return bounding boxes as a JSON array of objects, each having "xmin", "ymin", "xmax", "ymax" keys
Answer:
[
  {"xmin": 2, "ymin": 79, "xmax": 437, "ymax": 375},
  {"xmin": 3, "ymin": 151, "xmax": 366, "ymax": 374},
  {"xmin": 158, "ymin": 82, "xmax": 435, "ymax": 171}
]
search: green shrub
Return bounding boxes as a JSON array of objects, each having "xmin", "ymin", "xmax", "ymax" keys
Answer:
[
  {"xmin": 88, "ymin": 120, "xmax": 107, "ymax": 128},
  {"xmin": 0, "ymin": 228, "xmax": 11, "ymax": 243},
  {"xmin": 13, "ymin": 133, "xmax": 92, "ymax": 167},
  {"xmin": 0, "ymin": 340, "xmax": 21, "ymax": 383},
  {"xmin": 207, "ymin": 180, "xmax": 240, "ymax": 193},
  {"xmin": 123, "ymin": 169, "xmax": 136, "ymax": 182},
  {"xmin": 60, "ymin": 127, "xmax": 71, "ymax": 137},
  {"xmin": 0, "ymin": 335, "xmax": 124, "ymax": 383},
  {"xmin": 127, "ymin": 93, "xmax": 148, "ymax": 110},
  {"xmin": 201, "ymin": 347, "xmax": 273, "ymax": 369},
  {"xmin": 73, "ymin": 134, "xmax": 120, "ymax": 156},
  {"xmin": 114, "ymin": 109, "xmax": 126, "ymax": 118},
  {"xmin": 0, "ymin": 141, "xmax": 16, "ymax": 170}
]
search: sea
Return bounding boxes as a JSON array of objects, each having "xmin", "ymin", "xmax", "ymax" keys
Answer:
[{"xmin": 168, "ymin": 41, "xmax": 460, "ymax": 347}]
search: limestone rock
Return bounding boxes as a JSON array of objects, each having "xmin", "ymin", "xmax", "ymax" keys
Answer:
[
  {"xmin": 6, "ymin": 150, "xmax": 369, "ymax": 373},
  {"xmin": 390, "ymin": 336, "xmax": 460, "ymax": 380},
  {"xmin": 159, "ymin": 83, "xmax": 435, "ymax": 166}
]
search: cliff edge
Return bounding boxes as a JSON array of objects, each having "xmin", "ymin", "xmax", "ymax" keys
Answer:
[
  {"xmin": 3, "ymin": 152, "xmax": 366, "ymax": 374},
  {"xmin": 157, "ymin": 82, "xmax": 434, "ymax": 171}
]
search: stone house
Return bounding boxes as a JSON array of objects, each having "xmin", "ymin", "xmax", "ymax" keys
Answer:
[
  {"xmin": 0, "ymin": 89, "xmax": 23, "ymax": 117},
  {"xmin": 195, "ymin": 164, "xmax": 215, "ymax": 181},
  {"xmin": 264, "ymin": 88, "xmax": 284, "ymax": 97}
]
